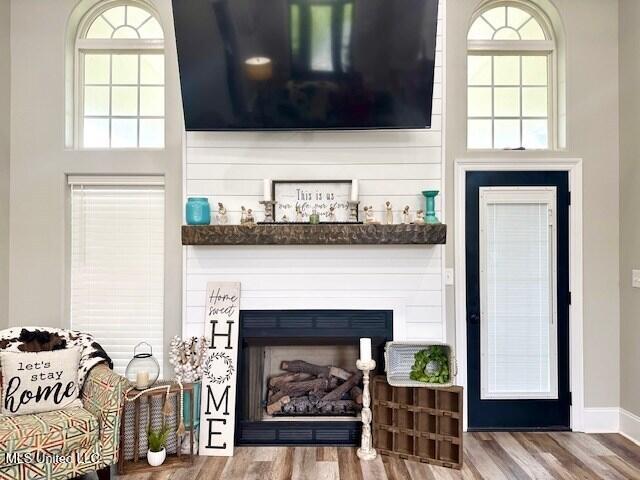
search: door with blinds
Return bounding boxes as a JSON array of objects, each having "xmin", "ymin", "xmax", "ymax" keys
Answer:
[{"xmin": 466, "ymin": 171, "xmax": 570, "ymax": 430}]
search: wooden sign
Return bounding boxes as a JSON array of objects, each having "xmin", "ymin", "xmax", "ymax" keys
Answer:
[
  {"xmin": 273, "ymin": 180, "xmax": 353, "ymax": 222},
  {"xmin": 199, "ymin": 282, "xmax": 240, "ymax": 457}
]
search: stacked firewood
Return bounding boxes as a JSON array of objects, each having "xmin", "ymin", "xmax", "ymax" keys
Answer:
[{"xmin": 266, "ymin": 360, "xmax": 364, "ymax": 416}]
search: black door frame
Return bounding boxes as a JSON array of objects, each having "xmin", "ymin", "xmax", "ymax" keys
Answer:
[{"xmin": 465, "ymin": 171, "xmax": 571, "ymax": 431}]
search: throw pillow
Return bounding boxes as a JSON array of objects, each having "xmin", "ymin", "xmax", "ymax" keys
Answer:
[{"xmin": 1, "ymin": 348, "xmax": 83, "ymax": 415}]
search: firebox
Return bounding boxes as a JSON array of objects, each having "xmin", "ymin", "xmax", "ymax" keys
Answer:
[{"xmin": 236, "ymin": 310, "xmax": 393, "ymax": 446}]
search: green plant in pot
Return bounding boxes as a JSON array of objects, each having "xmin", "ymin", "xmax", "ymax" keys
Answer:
[
  {"xmin": 147, "ymin": 424, "xmax": 169, "ymax": 467},
  {"xmin": 409, "ymin": 345, "xmax": 450, "ymax": 384}
]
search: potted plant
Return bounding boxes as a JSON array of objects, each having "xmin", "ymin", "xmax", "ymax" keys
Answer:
[{"xmin": 147, "ymin": 424, "xmax": 169, "ymax": 467}]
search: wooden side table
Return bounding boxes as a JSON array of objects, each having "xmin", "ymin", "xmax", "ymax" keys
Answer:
[{"xmin": 118, "ymin": 381, "xmax": 196, "ymax": 474}]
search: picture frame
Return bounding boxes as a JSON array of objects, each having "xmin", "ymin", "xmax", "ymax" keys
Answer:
[{"xmin": 271, "ymin": 180, "xmax": 357, "ymax": 223}]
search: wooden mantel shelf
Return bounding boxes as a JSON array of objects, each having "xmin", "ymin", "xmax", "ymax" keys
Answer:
[{"xmin": 182, "ymin": 223, "xmax": 447, "ymax": 246}]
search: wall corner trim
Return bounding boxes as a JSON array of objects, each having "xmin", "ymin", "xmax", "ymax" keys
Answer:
[{"xmin": 620, "ymin": 408, "xmax": 640, "ymax": 445}]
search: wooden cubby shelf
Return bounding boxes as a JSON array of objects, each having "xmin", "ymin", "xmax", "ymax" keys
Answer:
[{"xmin": 371, "ymin": 376, "xmax": 464, "ymax": 470}]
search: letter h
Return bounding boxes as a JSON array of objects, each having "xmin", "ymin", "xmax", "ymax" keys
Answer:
[{"xmin": 210, "ymin": 320, "xmax": 234, "ymax": 349}]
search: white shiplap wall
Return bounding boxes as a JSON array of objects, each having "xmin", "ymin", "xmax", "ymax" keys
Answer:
[{"xmin": 183, "ymin": 2, "xmax": 446, "ymax": 342}]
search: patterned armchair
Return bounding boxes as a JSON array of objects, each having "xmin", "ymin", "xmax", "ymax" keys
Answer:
[{"xmin": 0, "ymin": 330, "xmax": 128, "ymax": 480}]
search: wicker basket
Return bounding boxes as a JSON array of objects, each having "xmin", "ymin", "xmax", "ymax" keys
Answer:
[{"xmin": 384, "ymin": 341, "xmax": 456, "ymax": 388}]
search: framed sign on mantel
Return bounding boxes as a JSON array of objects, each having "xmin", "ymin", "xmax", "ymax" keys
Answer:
[{"xmin": 272, "ymin": 180, "xmax": 357, "ymax": 223}]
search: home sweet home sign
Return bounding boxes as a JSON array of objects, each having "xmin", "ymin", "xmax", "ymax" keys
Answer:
[{"xmin": 199, "ymin": 282, "xmax": 240, "ymax": 457}]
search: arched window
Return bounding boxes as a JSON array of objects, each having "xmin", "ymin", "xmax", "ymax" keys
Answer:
[
  {"xmin": 467, "ymin": 2, "xmax": 555, "ymax": 150},
  {"xmin": 76, "ymin": 3, "xmax": 165, "ymax": 148}
]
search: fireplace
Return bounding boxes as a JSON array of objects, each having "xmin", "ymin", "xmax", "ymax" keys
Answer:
[{"xmin": 236, "ymin": 310, "xmax": 393, "ymax": 445}]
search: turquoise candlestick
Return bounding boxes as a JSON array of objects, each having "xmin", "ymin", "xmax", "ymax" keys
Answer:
[{"xmin": 422, "ymin": 190, "xmax": 440, "ymax": 224}]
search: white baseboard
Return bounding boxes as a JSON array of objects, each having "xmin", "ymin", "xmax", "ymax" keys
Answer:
[
  {"xmin": 582, "ymin": 407, "xmax": 620, "ymax": 433},
  {"xmin": 620, "ymin": 408, "xmax": 640, "ymax": 445}
]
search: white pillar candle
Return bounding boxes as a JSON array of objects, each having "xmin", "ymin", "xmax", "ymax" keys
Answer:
[
  {"xmin": 136, "ymin": 370, "xmax": 150, "ymax": 389},
  {"xmin": 359, "ymin": 338, "xmax": 372, "ymax": 362},
  {"xmin": 351, "ymin": 179, "xmax": 359, "ymax": 202},
  {"xmin": 263, "ymin": 179, "xmax": 272, "ymax": 201}
]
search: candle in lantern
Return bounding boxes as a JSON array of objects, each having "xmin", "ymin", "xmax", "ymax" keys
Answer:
[
  {"xmin": 359, "ymin": 338, "xmax": 372, "ymax": 362},
  {"xmin": 351, "ymin": 179, "xmax": 359, "ymax": 202},
  {"xmin": 244, "ymin": 56, "xmax": 273, "ymax": 81},
  {"xmin": 136, "ymin": 370, "xmax": 150, "ymax": 389},
  {"xmin": 263, "ymin": 179, "xmax": 272, "ymax": 201}
]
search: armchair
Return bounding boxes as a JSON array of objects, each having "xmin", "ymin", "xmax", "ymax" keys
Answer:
[{"xmin": 0, "ymin": 331, "xmax": 128, "ymax": 480}]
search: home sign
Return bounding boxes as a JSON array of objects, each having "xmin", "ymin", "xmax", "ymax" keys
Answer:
[{"xmin": 199, "ymin": 282, "xmax": 241, "ymax": 457}]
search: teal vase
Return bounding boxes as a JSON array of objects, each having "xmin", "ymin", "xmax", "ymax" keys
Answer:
[
  {"xmin": 422, "ymin": 190, "xmax": 440, "ymax": 224},
  {"xmin": 183, "ymin": 381, "xmax": 202, "ymax": 428},
  {"xmin": 186, "ymin": 198, "xmax": 211, "ymax": 225}
]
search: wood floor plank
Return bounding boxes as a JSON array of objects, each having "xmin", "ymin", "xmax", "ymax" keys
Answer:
[
  {"xmin": 600, "ymin": 454, "xmax": 640, "ymax": 480},
  {"xmin": 552, "ymin": 432, "xmax": 627, "ymax": 480},
  {"xmin": 536, "ymin": 452, "xmax": 584, "ymax": 480},
  {"xmin": 477, "ymin": 437, "xmax": 530, "ymax": 480},
  {"xmin": 459, "ymin": 459, "xmax": 484, "ymax": 480},
  {"xmin": 380, "ymin": 455, "xmax": 412, "ymax": 480},
  {"xmin": 245, "ymin": 461, "xmax": 272, "ymax": 480},
  {"xmin": 359, "ymin": 456, "xmax": 388, "ymax": 480},
  {"xmin": 337, "ymin": 448, "xmax": 364, "ymax": 480},
  {"xmin": 114, "ymin": 433, "xmax": 640, "ymax": 480},
  {"xmin": 463, "ymin": 433, "xmax": 510, "ymax": 480},
  {"xmin": 218, "ymin": 447, "xmax": 252, "ymax": 480},
  {"xmin": 193, "ymin": 456, "xmax": 228, "ymax": 480},
  {"xmin": 315, "ymin": 461, "xmax": 340, "ymax": 480},
  {"xmin": 316, "ymin": 447, "xmax": 339, "ymax": 462},
  {"xmin": 593, "ymin": 433, "xmax": 640, "ymax": 470},
  {"xmin": 403, "ymin": 459, "xmax": 437, "ymax": 480},
  {"xmin": 489, "ymin": 432, "xmax": 553, "ymax": 480},
  {"xmin": 270, "ymin": 447, "xmax": 294, "ymax": 480},
  {"xmin": 252, "ymin": 447, "xmax": 279, "ymax": 462},
  {"xmin": 171, "ymin": 455, "xmax": 209, "ymax": 480},
  {"xmin": 520, "ymin": 433, "xmax": 599, "ymax": 479},
  {"xmin": 292, "ymin": 447, "xmax": 318, "ymax": 480},
  {"xmin": 509, "ymin": 432, "xmax": 571, "ymax": 480}
]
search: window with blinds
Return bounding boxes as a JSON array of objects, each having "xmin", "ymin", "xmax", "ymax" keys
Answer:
[
  {"xmin": 479, "ymin": 187, "xmax": 558, "ymax": 400},
  {"xmin": 69, "ymin": 177, "xmax": 165, "ymax": 375}
]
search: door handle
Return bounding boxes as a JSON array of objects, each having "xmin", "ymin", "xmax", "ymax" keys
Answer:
[{"xmin": 469, "ymin": 313, "xmax": 480, "ymax": 325}]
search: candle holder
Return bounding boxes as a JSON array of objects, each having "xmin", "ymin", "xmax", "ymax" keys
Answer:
[
  {"xmin": 356, "ymin": 358, "xmax": 377, "ymax": 461},
  {"xmin": 421, "ymin": 190, "xmax": 440, "ymax": 224},
  {"xmin": 259, "ymin": 200, "xmax": 276, "ymax": 223},
  {"xmin": 348, "ymin": 201, "xmax": 360, "ymax": 223}
]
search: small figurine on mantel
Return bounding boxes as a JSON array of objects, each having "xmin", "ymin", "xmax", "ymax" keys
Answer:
[
  {"xmin": 327, "ymin": 206, "xmax": 337, "ymax": 222},
  {"xmin": 240, "ymin": 206, "xmax": 247, "ymax": 225},
  {"xmin": 281, "ymin": 214, "xmax": 289, "ymax": 223},
  {"xmin": 216, "ymin": 202, "xmax": 228, "ymax": 225},
  {"xmin": 385, "ymin": 201, "xmax": 394, "ymax": 225},
  {"xmin": 414, "ymin": 209, "xmax": 425, "ymax": 225},
  {"xmin": 245, "ymin": 208, "xmax": 256, "ymax": 225},
  {"xmin": 402, "ymin": 206, "xmax": 411, "ymax": 225},
  {"xmin": 364, "ymin": 206, "xmax": 380, "ymax": 224},
  {"xmin": 295, "ymin": 205, "xmax": 303, "ymax": 223}
]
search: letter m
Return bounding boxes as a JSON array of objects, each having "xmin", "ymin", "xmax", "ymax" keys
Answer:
[{"xmin": 205, "ymin": 384, "xmax": 230, "ymax": 415}]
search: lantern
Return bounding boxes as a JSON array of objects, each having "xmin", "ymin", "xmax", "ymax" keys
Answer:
[{"xmin": 126, "ymin": 342, "xmax": 160, "ymax": 390}]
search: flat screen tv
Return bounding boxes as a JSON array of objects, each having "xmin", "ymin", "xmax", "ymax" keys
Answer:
[{"xmin": 172, "ymin": 0, "xmax": 439, "ymax": 131}]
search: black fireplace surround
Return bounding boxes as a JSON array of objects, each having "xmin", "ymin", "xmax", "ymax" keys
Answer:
[{"xmin": 236, "ymin": 310, "xmax": 393, "ymax": 446}]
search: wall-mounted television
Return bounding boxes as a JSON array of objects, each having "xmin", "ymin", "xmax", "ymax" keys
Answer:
[{"xmin": 172, "ymin": 0, "xmax": 439, "ymax": 131}]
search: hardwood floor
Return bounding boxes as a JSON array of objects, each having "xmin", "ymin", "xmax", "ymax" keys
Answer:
[{"xmin": 112, "ymin": 433, "xmax": 640, "ymax": 480}]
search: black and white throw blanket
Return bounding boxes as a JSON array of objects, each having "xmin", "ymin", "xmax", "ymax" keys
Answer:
[{"xmin": 0, "ymin": 327, "xmax": 113, "ymax": 388}]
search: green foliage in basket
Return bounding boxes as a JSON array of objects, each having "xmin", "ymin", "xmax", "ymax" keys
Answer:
[
  {"xmin": 409, "ymin": 346, "xmax": 450, "ymax": 384},
  {"xmin": 148, "ymin": 425, "xmax": 170, "ymax": 453}
]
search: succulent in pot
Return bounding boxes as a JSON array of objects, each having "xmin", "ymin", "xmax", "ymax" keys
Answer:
[{"xmin": 147, "ymin": 425, "xmax": 169, "ymax": 467}]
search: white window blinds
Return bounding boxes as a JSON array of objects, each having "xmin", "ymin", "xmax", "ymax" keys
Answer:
[
  {"xmin": 479, "ymin": 187, "xmax": 558, "ymax": 400},
  {"xmin": 70, "ymin": 177, "xmax": 165, "ymax": 375}
]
